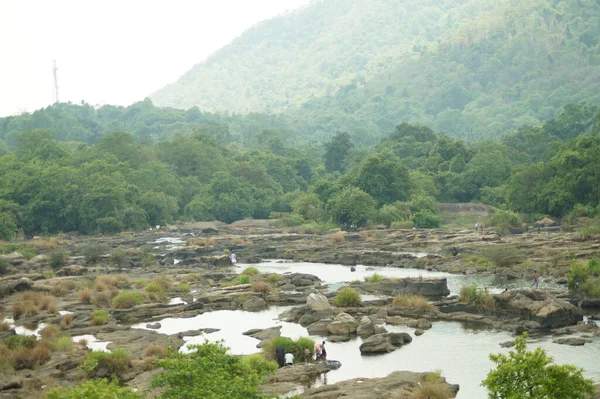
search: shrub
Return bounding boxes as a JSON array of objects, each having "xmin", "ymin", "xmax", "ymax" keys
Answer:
[
  {"xmin": 4, "ymin": 335, "xmax": 37, "ymax": 350},
  {"xmin": 91, "ymin": 291, "xmax": 111, "ymax": 306},
  {"xmin": 459, "ymin": 284, "xmax": 496, "ymax": 308},
  {"xmin": 331, "ymin": 231, "xmax": 346, "ymax": 243},
  {"xmin": 242, "ymin": 267, "xmax": 259, "ymax": 276},
  {"xmin": 261, "ymin": 336, "xmax": 315, "ymax": 363},
  {"xmin": 112, "ymin": 291, "xmax": 145, "ymax": 309},
  {"xmin": 410, "ymin": 371, "xmax": 452, "ymax": 399},
  {"xmin": 333, "ymin": 287, "xmax": 362, "ymax": 307},
  {"xmin": 144, "ymin": 344, "xmax": 168, "ymax": 358},
  {"xmin": 232, "ymin": 275, "xmax": 251, "ymax": 285},
  {"xmin": 412, "ymin": 210, "xmax": 440, "ymax": 229},
  {"xmin": 483, "ymin": 245, "xmax": 523, "ymax": 267},
  {"xmin": 463, "ymin": 254, "xmax": 493, "ymax": 269},
  {"xmin": 46, "ymin": 379, "xmax": 143, "ymax": 399},
  {"xmin": 12, "ymin": 301, "xmax": 38, "ymax": 319},
  {"xmin": 391, "ymin": 220, "xmax": 414, "ymax": 229},
  {"xmin": 54, "ymin": 336, "xmax": 72, "ymax": 352},
  {"xmin": 186, "ymin": 237, "xmax": 216, "ymax": 247},
  {"xmin": 566, "ymin": 260, "xmax": 592, "ymax": 292},
  {"xmin": 39, "ymin": 324, "xmax": 61, "ymax": 341},
  {"xmin": 0, "ymin": 321, "xmax": 9, "ymax": 331},
  {"xmin": 266, "ymin": 274, "xmax": 280, "ymax": 283},
  {"xmin": 109, "ymin": 245, "xmax": 129, "ymax": 269},
  {"xmin": 49, "ymin": 250, "xmax": 68, "ymax": 270},
  {"xmin": 364, "ymin": 273, "xmax": 384, "ymax": 283},
  {"xmin": 393, "ymin": 294, "xmax": 437, "ymax": 310},
  {"xmin": 81, "ymin": 349, "xmax": 132, "ymax": 376},
  {"xmin": 90, "ymin": 309, "xmax": 109, "ymax": 325},
  {"xmin": 140, "ymin": 246, "xmax": 157, "ymax": 268},
  {"xmin": 0, "ymin": 259, "xmax": 10, "ymax": 275},
  {"xmin": 79, "ymin": 289, "xmax": 92, "ymax": 303},
  {"xmin": 10, "ymin": 342, "xmax": 51, "ymax": 370},
  {"xmin": 176, "ymin": 283, "xmax": 191, "ymax": 294},
  {"xmin": 145, "ymin": 281, "xmax": 165, "ymax": 295},
  {"xmin": 488, "ymin": 210, "xmax": 522, "ymax": 233},
  {"xmin": 51, "ymin": 280, "xmax": 76, "ymax": 296},
  {"xmin": 579, "ymin": 277, "xmax": 600, "ymax": 298},
  {"xmin": 82, "ymin": 243, "xmax": 108, "ymax": 265},
  {"xmin": 42, "ymin": 269, "xmax": 54, "ymax": 279},
  {"xmin": 60, "ymin": 314, "xmax": 73, "ymax": 328},
  {"xmin": 251, "ymin": 282, "xmax": 271, "ymax": 294},
  {"xmin": 242, "ymin": 354, "xmax": 278, "ymax": 378}
]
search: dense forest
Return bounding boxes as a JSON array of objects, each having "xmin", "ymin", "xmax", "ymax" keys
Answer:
[
  {"xmin": 0, "ymin": 101, "xmax": 599, "ymax": 240},
  {"xmin": 151, "ymin": 0, "xmax": 600, "ymax": 142}
]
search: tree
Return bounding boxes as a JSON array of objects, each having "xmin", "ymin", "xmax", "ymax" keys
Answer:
[
  {"xmin": 355, "ymin": 153, "xmax": 410, "ymax": 205},
  {"xmin": 324, "ymin": 132, "xmax": 353, "ymax": 173},
  {"xmin": 151, "ymin": 342, "xmax": 266, "ymax": 399},
  {"xmin": 0, "ymin": 211, "xmax": 17, "ymax": 241},
  {"xmin": 46, "ymin": 379, "xmax": 142, "ymax": 399},
  {"xmin": 326, "ymin": 186, "xmax": 376, "ymax": 228},
  {"xmin": 482, "ymin": 333, "xmax": 595, "ymax": 399}
]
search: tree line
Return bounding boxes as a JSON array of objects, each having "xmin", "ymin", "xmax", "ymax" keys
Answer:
[{"xmin": 0, "ymin": 102, "xmax": 599, "ymax": 240}]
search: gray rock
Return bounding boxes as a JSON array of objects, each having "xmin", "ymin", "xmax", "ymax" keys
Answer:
[
  {"xmin": 307, "ymin": 319, "xmax": 332, "ymax": 335},
  {"xmin": 0, "ymin": 277, "xmax": 33, "ymax": 298},
  {"xmin": 499, "ymin": 341, "xmax": 515, "ymax": 348},
  {"xmin": 414, "ymin": 329, "xmax": 425, "ymax": 336},
  {"xmin": 327, "ymin": 312, "xmax": 358, "ymax": 335},
  {"xmin": 146, "ymin": 322, "xmax": 161, "ymax": 329},
  {"xmin": 242, "ymin": 297, "xmax": 267, "ymax": 312},
  {"xmin": 306, "ymin": 293, "xmax": 331, "ymax": 312},
  {"xmin": 553, "ymin": 337, "xmax": 592, "ymax": 346},
  {"xmin": 359, "ymin": 332, "xmax": 412, "ymax": 354}
]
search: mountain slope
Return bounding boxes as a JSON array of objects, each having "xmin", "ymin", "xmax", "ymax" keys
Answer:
[
  {"xmin": 151, "ymin": 0, "xmax": 507, "ymax": 113},
  {"xmin": 152, "ymin": 0, "xmax": 600, "ymax": 141}
]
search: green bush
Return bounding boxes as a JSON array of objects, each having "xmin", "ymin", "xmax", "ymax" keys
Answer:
[
  {"xmin": 110, "ymin": 245, "xmax": 129, "ymax": 268},
  {"xmin": 46, "ymin": 379, "xmax": 143, "ymax": 399},
  {"xmin": 112, "ymin": 291, "xmax": 145, "ymax": 309},
  {"xmin": 488, "ymin": 210, "xmax": 522, "ymax": 233},
  {"xmin": 144, "ymin": 281, "xmax": 165, "ymax": 295},
  {"xmin": 54, "ymin": 336, "xmax": 73, "ymax": 352},
  {"xmin": 266, "ymin": 274, "xmax": 280, "ymax": 283},
  {"xmin": 483, "ymin": 245, "xmax": 523, "ymax": 267},
  {"xmin": 391, "ymin": 220, "xmax": 414, "ymax": 229},
  {"xmin": 241, "ymin": 354, "xmax": 278, "ymax": 378},
  {"xmin": 412, "ymin": 210, "xmax": 440, "ymax": 228},
  {"xmin": 242, "ymin": 267, "xmax": 259, "ymax": 276},
  {"xmin": 364, "ymin": 273, "xmax": 385, "ymax": 283},
  {"xmin": 233, "ymin": 275, "xmax": 251, "ymax": 285},
  {"xmin": 83, "ymin": 243, "xmax": 108, "ymax": 265},
  {"xmin": 459, "ymin": 284, "xmax": 496, "ymax": 308},
  {"xmin": 90, "ymin": 309, "xmax": 109, "ymax": 326},
  {"xmin": 566, "ymin": 260, "xmax": 592, "ymax": 292},
  {"xmin": 81, "ymin": 349, "xmax": 132, "ymax": 376},
  {"xmin": 261, "ymin": 336, "xmax": 315, "ymax": 363},
  {"xmin": 4, "ymin": 335, "xmax": 37, "ymax": 350},
  {"xmin": 0, "ymin": 259, "xmax": 9, "ymax": 276},
  {"xmin": 49, "ymin": 250, "xmax": 68, "ymax": 270},
  {"xmin": 176, "ymin": 283, "xmax": 191, "ymax": 293},
  {"xmin": 580, "ymin": 277, "xmax": 600, "ymax": 298},
  {"xmin": 463, "ymin": 254, "xmax": 493, "ymax": 268},
  {"xmin": 333, "ymin": 287, "xmax": 362, "ymax": 307}
]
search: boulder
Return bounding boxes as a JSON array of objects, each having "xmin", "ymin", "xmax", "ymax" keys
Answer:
[
  {"xmin": 414, "ymin": 329, "xmax": 425, "ymax": 336},
  {"xmin": 407, "ymin": 318, "xmax": 432, "ymax": 329},
  {"xmin": 306, "ymin": 293, "xmax": 331, "ymax": 312},
  {"xmin": 499, "ymin": 341, "xmax": 515, "ymax": 348},
  {"xmin": 244, "ymin": 326, "xmax": 282, "ymax": 347},
  {"xmin": 146, "ymin": 322, "xmax": 161, "ymax": 329},
  {"xmin": 359, "ymin": 332, "xmax": 412, "ymax": 354},
  {"xmin": 553, "ymin": 337, "xmax": 592, "ymax": 346},
  {"xmin": 242, "ymin": 297, "xmax": 267, "ymax": 312},
  {"xmin": 0, "ymin": 277, "xmax": 33, "ymax": 298},
  {"xmin": 289, "ymin": 273, "xmax": 321, "ymax": 287},
  {"xmin": 356, "ymin": 316, "xmax": 376, "ymax": 337},
  {"xmin": 362, "ymin": 278, "xmax": 450, "ymax": 299},
  {"xmin": 495, "ymin": 289, "xmax": 582, "ymax": 328},
  {"xmin": 301, "ymin": 370, "xmax": 458, "ymax": 399},
  {"xmin": 307, "ymin": 319, "xmax": 332, "ymax": 335},
  {"xmin": 327, "ymin": 312, "xmax": 358, "ymax": 335}
]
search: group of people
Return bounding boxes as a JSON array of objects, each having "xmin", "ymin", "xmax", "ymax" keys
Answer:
[
  {"xmin": 275, "ymin": 341, "xmax": 328, "ymax": 368},
  {"xmin": 474, "ymin": 222, "xmax": 484, "ymax": 234}
]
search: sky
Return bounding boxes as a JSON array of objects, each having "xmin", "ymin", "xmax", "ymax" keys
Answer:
[{"xmin": 0, "ymin": 0, "xmax": 311, "ymax": 117}]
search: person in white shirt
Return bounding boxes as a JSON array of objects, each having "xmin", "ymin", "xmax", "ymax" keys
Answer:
[{"xmin": 284, "ymin": 352, "xmax": 294, "ymax": 366}]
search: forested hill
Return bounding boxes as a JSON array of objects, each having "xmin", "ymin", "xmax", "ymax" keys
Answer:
[{"xmin": 151, "ymin": 0, "xmax": 600, "ymax": 141}]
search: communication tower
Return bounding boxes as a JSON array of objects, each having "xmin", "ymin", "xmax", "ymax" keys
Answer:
[{"xmin": 53, "ymin": 60, "xmax": 59, "ymax": 103}]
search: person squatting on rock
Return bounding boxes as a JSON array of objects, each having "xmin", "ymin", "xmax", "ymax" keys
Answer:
[
  {"xmin": 285, "ymin": 352, "xmax": 294, "ymax": 366},
  {"xmin": 276, "ymin": 344, "xmax": 285, "ymax": 368}
]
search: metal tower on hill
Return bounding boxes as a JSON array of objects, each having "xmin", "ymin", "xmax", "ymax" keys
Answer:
[{"xmin": 53, "ymin": 60, "xmax": 59, "ymax": 103}]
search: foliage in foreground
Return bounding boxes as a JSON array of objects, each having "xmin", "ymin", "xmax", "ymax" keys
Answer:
[
  {"xmin": 151, "ymin": 342, "xmax": 268, "ymax": 399},
  {"xmin": 482, "ymin": 333, "xmax": 595, "ymax": 398},
  {"xmin": 261, "ymin": 336, "xmax": 315, "ymax": 363},
  {"xmin": 46, "ymin": 379, "xmax": 142, "ymax": 399},
  {"xmin": 459, "ymin": 284, "xmax": 496, "ymax": 308}
]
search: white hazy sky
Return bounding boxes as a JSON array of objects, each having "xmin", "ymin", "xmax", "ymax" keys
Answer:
[{"xmin": 0, "ymin": 0, "xmax": 310, "ymax": 117}]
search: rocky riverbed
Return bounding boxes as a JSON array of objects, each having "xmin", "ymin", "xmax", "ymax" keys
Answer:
[{"xmin": 1, "ymin": 221, "xmax": 600, "ymax": 397}]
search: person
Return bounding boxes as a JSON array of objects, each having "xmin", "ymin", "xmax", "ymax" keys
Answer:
[
  {"xmin": 474, "ymin": 222, "xmax": 479, "ymax": 231},
  {"xmin": 284, "ymin": 352, "xmax": 294, "ymax": 366},
  {"xmin": 275, "ymin": 344, "xmax": 285, "ymax": 368},
  {"xmin": 314, "ymin": 342, "xmax": 322, "ymax": 361},
  {"xmin": 531, "ymin": 272, "xmax": 540, "ymax": 288},
  {"xmin": 320, "ymin": 341, "xmax": 327, "ymax": 361},
  {"xmin": 230, "ymin": 253, "xmax": 237, "ymax": 264}
]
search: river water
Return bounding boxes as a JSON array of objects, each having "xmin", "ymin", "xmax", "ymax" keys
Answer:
[{"xmin": 131, "ymin": 259, "xmax": 600, "ymax": 398}]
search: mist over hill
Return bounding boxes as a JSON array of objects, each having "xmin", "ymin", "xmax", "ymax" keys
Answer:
[{"xmin": 151, "ymin": 0, "xmax": 600, "ymax": 141}]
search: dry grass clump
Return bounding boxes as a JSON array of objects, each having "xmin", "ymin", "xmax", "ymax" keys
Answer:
[
  {"xmin": 144, "ymin": 344, "xmax": 168, "ymax": 358},
  {"xmin": 39, "ymin": 324, "xmax": 62, "ymax": 341},
  {"xmin": 409, "ymin": 371, "xmax": 452, "ymax": 399},
  {"xmin": 186, "ymin": 237, "xmax": 216, "ymax": 247},
  {"xmin": 0, "ymin": 339, "xmax": 52, "ymax": 370},
  {"xmin": 459, "ymin": 284, "xmax": 496, "ymax": 308},
  {"xmin": 0, "ymin": 321, "xmax": 10, "ymax": 331},
  {"xmin": 251, "ymin": 281, "xmax": 271, "ymax": 294},
  {"xmin": 91, "ymin": 291, "xmax": 111, "ymax": 306},
  {"xmin": 29, "ymin": 238, "xmax": 64, "ymax": 249},
  {"xmin": 60, "ymin": 314, "xmax": 73, "ymax": 328},
  {"xmin": 232, "ymin": 238, "xmax": 252, "ymax": 246},
  {"xmin": 179, "ymin": 274, "xmax": 201, "ymax": 283},
  {"xmin": 79, "ymin": 289, "xmax": 92, "ymax": 303},
  {"xmin": 51, "ymin": 280, "xmax": 76, "ymax": 296},
  {"xmin": 12, "ymin": 292, "xmax": 58, "ymax": 319},
  {"xmin": 95, "ymin": 274, "xmax": 131, "ymax": 289},
  {"xmin": 392, "ymin": 294, "xmax": 437, "ymax": 310},
  {"xmin": 90, "ymin": 309, "xmax": 109, "ymax": 326},
  {"xmin": 359, "ymin": 230, "xmax": 375, "ymax": 241},
  {"xmin": 331, "ymin": 231, "xmax": 346, "ymax": 243}
]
